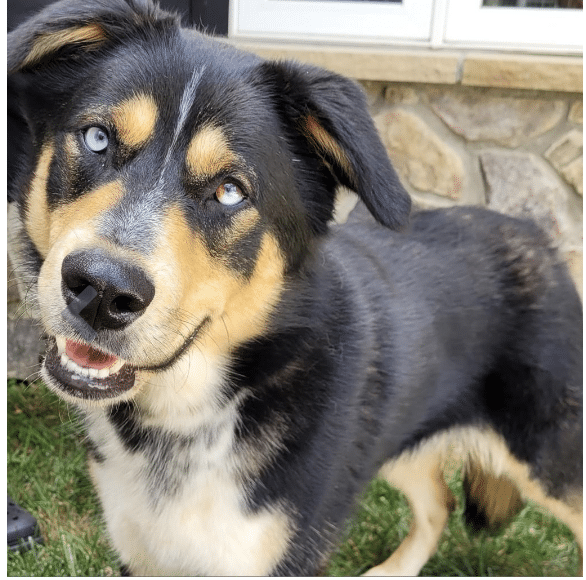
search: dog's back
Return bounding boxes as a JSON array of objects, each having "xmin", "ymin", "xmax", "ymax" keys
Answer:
[{"xmin": 338, "ymin": 206, "xmax": 582, "ymax": 576}]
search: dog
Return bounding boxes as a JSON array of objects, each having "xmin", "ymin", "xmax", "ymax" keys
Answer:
[{"xmin": 8, "ymin": 0, "xmax": 582, "ymax": 575}]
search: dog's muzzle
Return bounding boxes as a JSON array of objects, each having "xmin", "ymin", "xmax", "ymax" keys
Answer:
[{"xmin": 43, "ymin": 249, "xmax": 155, "ymax": 400}]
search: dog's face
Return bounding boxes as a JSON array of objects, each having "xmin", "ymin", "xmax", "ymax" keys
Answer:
[{"xmin": 8, "ymin": 0, "xmax": 410, "ymax": 407}]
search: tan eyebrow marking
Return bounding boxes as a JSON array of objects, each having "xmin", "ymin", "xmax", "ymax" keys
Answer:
[
  {"xmin": 185, "ymin": 125, "xmax": 239, "ymax": 179},
  {"xmin": 112, "ymin": 94, "xmax": 158, "ymax": 148},
  {"xmin": 20, "ymin": 24, "xmax": 106, "ymax": 71}
]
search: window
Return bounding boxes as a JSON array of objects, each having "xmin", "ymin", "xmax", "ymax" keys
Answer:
[
  {"xmin": 230, "ymin": 0, "xmax": 434, "ymax": 44},
  {"xmin": 445, "ymin": 0, "xmax": 583, "ymax": 52},
  {"xmin": 230, "ymin": 0, "xmax": 583, "ymax": 53}
]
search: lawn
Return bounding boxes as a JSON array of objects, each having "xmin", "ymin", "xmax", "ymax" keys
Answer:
[{"xmin": 7, "ymin": 378, "xmax": 580, "ymax": 576}]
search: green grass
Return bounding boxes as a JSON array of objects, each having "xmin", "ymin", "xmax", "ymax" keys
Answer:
[
  {"xmin": 325, "ymin": 476, "xmax": 580, "ymax": 576},
  {"xmin": 7, "ymin": 379, "xmax": 119, "ymax": 576},
  {"xmin": 7, "ymin": 379, "xmax": 580, "ymax": 576}
]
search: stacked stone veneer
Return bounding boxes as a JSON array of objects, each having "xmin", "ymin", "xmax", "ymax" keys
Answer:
[{"xmin": 359, "ymin": 82, "xmax": 583, "ymax": 296}]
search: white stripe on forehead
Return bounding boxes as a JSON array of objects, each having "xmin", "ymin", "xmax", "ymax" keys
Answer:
[
  {"xmin": 99, "ymin": 66, "xmax": 207, "ymax": 252},
  {"xmin": 175, "ymin": 65, "xmax": 207, "ymax": 143},
  {"xmin": 161, "ymin": 65, "xmax": 207, "ymax": 175}
]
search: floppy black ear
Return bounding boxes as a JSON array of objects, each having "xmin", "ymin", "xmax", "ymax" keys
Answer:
[
  {"xmin": 7, "ymin": 0, "xmax": 176, "ymax": 74},
  {"xmin": 257, "ymin": 61, "xmax": 411, "ymax": 230}
]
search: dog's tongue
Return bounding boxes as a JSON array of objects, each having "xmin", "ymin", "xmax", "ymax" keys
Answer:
[{"xmin": 65, "ymin": 340, "xmax": 118, "ymax": 370}]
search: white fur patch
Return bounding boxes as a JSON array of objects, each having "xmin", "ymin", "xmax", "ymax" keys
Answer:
[
  {"xmin": 160, "ymin": 65, "xmax": 206, "ymax": 182},
  {"xmin": 85, "ymin": 353, "xmax": 292, "ymax": 576}
]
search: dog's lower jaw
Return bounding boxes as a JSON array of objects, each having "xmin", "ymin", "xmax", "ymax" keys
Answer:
[
  {"xmin": 40, "ymin": 314, "xmax": 212, "ymax": 407},
  {"xmin": 42, "ymin": 341, "xmax": 138, "ymax": 404}
]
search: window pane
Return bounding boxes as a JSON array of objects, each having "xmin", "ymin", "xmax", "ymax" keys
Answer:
[
  {"xmin": 273, "ymin": 0, "xmax": 402, "ymax": 2},
  {"xmin": 232, "ymin": 0, "xmax": 434, "ymax": 43},
  {"xmin": 482, "ymin": 0, "xmax": 582, "ymax": 8},
  {"xmin": 446, "ymin": 0, "xmax": 583, "ymax": 51},
  {"xmin": 274, "ymin": 0, "xmax": 401, "ymax": 2}
]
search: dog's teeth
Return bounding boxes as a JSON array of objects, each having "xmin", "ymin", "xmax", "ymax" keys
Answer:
[
  {"xmin": 65, "ymin": 358, "xmax": 78, "ymax": 373},
  {"xmin": 109, "ymin": 360, "xmax": 124, "ymax": 374},
  {"xmin": 57, "ymin": 345, "xmax": 126, "ymax": 381},
  {"xmin": 56, "ymin": 336, "xmax": 67, "ymax": 355}
]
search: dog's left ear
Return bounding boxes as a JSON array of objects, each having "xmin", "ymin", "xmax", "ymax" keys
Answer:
[{"xmin": 256, "ymin": 60, "xmax": 411, "ymax": 230}]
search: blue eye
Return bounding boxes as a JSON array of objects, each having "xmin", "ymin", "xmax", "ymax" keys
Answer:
[
  {"xmin": 216, "ymin": 182, "xmax": 245, "ymax": 206},
  {"xmin": 84, "ymin": 126, "xmax": 109, "ymax": 152}
]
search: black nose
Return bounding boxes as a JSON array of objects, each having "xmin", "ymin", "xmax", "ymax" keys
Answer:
[{"xmin": 61, "ymin": 249, "xmax": 155, "ymax": 332}]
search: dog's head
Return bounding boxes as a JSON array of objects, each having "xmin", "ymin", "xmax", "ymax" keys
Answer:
[{"xmin": 8, "ymin": 0, "xmax": 410, "ymax": 407}]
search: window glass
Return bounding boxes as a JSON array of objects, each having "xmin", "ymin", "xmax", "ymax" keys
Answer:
[
  {"xmin": 232, "ymin": 0, "xmax": 583, "ymax": 52},
  {"xmin": 482, "ymin": 0, "xmax": 581, "ymax": 7},
  {"xmin": 230, "ymin": 0, "xmax": 433, "ymax": 43}
]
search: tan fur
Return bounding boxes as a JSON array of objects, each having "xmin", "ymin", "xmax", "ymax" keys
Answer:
[
  {"xmin": 25, "ymin": 136, "xmax": 104, "ymax": 259},
  {"xmin": 63, "ymin": 133, "xmax": 80, "ymax": 168},
  {"xmin": 464, "ymin": 465, "xmax": 524, "ymax": 529},
  {"xmin": 24, "ymin": 143, "xmax": 54, "ymax": 258},
  {"xmin": 364, "ymin": 426, "xmax": 583, "ymax": 577},
  {"xmin": 48, "ymin": 181, "xmax": 124, "ymax": 246},
  {"xmin": 112, "ymin": 94, "xmax": 158, "ymax": 148},
  {"xmin": 365, "ymin": 447, "xmax": 455, "ymax": 576},
  {"xmin": 152, "ymin": 204, "xmax": 285, "ymax": 357},
  {"xmin": 302, "ymin": 115, "xmax": 354, "ymax": 180},
  {"xmin": 221, "ymin": 206, "xmax": 261, "ymax": 248},
  {"xmin": 185, "ymin": 124, "xmax": 240, "ymax": 179},
  {"xmin": 206, "ymin": 230, "xmax": 285, "ymax": 354},
  {"xmin": 20, "ymin": 24, "xmax": 105, "ymax": 70}
]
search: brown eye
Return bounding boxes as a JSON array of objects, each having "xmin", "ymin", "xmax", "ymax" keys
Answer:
[{"xmin": 216, "ymin": 182, "xmax": 245, "ymax": 206}]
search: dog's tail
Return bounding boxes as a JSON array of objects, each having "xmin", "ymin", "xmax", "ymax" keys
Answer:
[{"xmin": 463, "ymin": 463, "xmax": 524, "ymax": 532}]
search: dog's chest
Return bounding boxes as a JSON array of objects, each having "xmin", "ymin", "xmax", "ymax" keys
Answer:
[{"xmin": 85, "ymin": 409, "xmax": 291, "ymax": 576}]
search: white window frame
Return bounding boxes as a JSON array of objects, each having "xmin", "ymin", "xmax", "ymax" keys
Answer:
[
  {"xmin": 444, "ymin": 0, "xmax": 583, "ymax": 54},
  {"xmin": 230, "ymin": 0, "xmax": 584, "ymax": 54},
  {"xmin": 229, "ymin": 0, "xmax": 435, "ymax": 46}
]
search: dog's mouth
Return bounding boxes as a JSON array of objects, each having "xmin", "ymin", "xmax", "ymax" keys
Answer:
[
  {"xmin": 44, "ymin": 336, "xmax": 136, "ymax": 401},
  {"xmin": 42, "ymin": 317, "xmax": 211, "ymax": 401}
]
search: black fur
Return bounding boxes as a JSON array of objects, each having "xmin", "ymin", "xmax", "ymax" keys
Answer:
[{"xmin": 8, "ymin": 0, "xmax": 582, "ymax": 575}]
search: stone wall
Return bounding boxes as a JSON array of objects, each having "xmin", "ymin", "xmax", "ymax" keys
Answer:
[{"xmin": 359, "ymin": 81, "xmax": 583, "ymax": 296}]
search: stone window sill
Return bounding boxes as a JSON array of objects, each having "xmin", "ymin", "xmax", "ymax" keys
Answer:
[{"xmin": 227, "ymin": 40, "xmax": 583, "ymax": 93}]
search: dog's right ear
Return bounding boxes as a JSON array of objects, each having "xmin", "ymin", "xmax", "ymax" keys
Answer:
[{"xmin": 8, "ymin": 0, "xmax": 176, "ymax": 74}]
